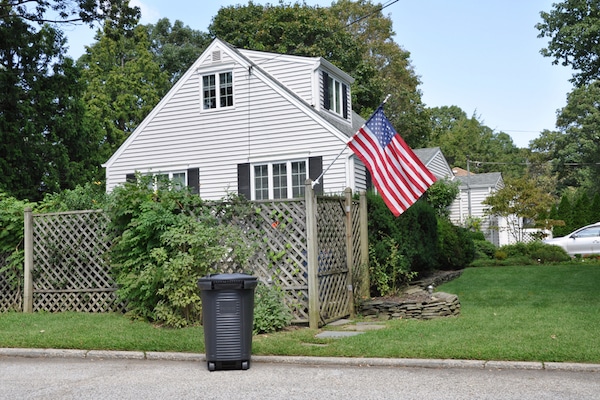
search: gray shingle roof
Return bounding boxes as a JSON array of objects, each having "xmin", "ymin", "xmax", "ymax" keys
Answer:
[{"xmin": 455, "ymin": 172, "xmax": 503, "ymax": 189}]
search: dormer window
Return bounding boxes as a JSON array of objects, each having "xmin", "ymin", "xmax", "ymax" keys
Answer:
[
  {"xmin": 322, "ymin": 71, "xmax": 348, "ymax": 119},
  {"xmin": 202, "ymin": 71, "xmax": 233, "ymax": 110}
]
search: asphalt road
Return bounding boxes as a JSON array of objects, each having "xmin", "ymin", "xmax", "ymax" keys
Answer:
[{"xmin": 2, "ymin": 355, "xmax": 599, "ymax": 400}]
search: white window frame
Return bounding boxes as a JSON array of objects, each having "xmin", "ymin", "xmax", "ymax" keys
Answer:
[
  {"xmin": 199, "ymin": 66, "xmax": 234, "ymax": 111},
  {"xmin": 145, "ymin": 170, "xmax": 187, "ymax": 191},
  {"xmin": 327, "ymin": 75, "xmax": 344, "ymax": 116},
  {"xmin": 250, "ymin": 159, "xmax": 307, "ymax": 200}
]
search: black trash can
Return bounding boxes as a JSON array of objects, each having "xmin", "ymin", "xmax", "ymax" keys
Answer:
[{"xmin": 197, "ymin": 273, "xmax": 258, "ymax": 371}]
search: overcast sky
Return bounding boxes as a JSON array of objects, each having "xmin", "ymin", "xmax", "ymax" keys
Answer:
[{"xmin": 61, "ymin": 0, "xmax": 574, "ymax": 148}]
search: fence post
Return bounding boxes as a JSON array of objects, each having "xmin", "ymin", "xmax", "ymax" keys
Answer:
[
  {"xmin": 359, "ymin": 190, "xmax": 370, "ymax": 299},
  {"xmin": 23, "ymin": 207, "xmax": 33, "ymax": 313},
  {"xmin": 305, "ymin": 179, "xmax": 320, "ymax": 329},
  {"xmin": 344, "ymin": 188, "xmax": 355, "ymax": 318}
]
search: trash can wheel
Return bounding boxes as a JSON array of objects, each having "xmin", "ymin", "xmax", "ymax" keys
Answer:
[
  {"xmin": 241, "ymin": 361, "xmax": 249, "ymax": 370},
  {"xmin": 208, "ymin": 362, "xmax": 216, "ymax": 372}
]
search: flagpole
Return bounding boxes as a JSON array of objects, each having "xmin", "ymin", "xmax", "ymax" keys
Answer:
[
  {"xmin": 311, "ymin": 144, "xmax": 347, "ymax": 188},
  {"xmin": 311, "ymin": 94, "xmax": 392, "ymax": 189}
]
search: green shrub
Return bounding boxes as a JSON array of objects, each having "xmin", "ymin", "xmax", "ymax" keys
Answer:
[
  {"xmin": 107, "ymin": 176, "xmax": 252, "ymax": 327},
  {"xmin": 494, "ymin": 241, "xmax": 570, "ymax": 264},
  {"xmin": 474, "ymin": 239, "xmax": 496, "ymax": 260},
  {"xmin": 368, "ymin": 236, "xmax": 416, "ymax": 296},
  {"xmin": 367, "ymin": 192, "xmax": 439, "ymax": 279},
  {"xmin": 437, "ymin": 218, "xmax": 476, "ymax": 270},
  {"xmin": 253, "ymin": 283, "xmax": 292, "ymax": 334}
]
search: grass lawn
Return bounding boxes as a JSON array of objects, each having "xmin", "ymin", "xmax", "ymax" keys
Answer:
[{"xmin": 1, "ymin": 263, "xmax": 599, "ymax": 363}]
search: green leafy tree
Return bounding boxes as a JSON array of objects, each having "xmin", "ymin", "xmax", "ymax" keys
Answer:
[
  {"xmin": 537, "ymin": 0, "xmax": 600, "ymax": 86},
  {"xmin": 0, "ymin": 13, "xmax": 103, "ymax": 200},
  {"xmin": 427, "ymin": 106, "xmax": 524, "ymax": 178},
  {"xmin": 551, "ymin": 81, "xmax": 600, "ymax": 194},
  {"xmin": 1, "ymin": 0, "xmax": 112, "ymax": 25},
  {"xmin": 145, "ymin": 18, "xmax": 211, "ymax": 83},
  {"xmin": 482, "ymin": 176, "xmax": 556, "ymax": 242},
  {"xmin": 78, "ymin": 2, "xmax": 170, "ymax": 160}
]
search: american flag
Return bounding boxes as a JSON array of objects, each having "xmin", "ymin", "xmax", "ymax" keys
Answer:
[{"xmin": 348, "ymin": 107, "xmax": 436, "ymax": 216}]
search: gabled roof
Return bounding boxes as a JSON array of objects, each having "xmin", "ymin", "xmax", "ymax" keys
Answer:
[
  {"xmin": 455, "ymin": 172, "xmax": 503, "ymax": 189},
  {"xmin": 413, "ymin": 147, "xmax": 441, "ymax": 166},
  {"xmin": 104, "ymin": 38, "xmax": 360, "ymax": 168}
]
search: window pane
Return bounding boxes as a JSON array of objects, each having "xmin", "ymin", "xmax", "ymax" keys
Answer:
[
  {"xmin": 273, "ymin": 163, "xmax": 287, "ymax": 199},
  {"xmin": 219, "ymin": 72, "xmax": 233, "ymax": 108},
  {"xmin": 327, "ymin": 76, "xmax": 335, "ymax": 112},
  {"xmin": 203, "ymin": 75, "xmax": 216, "ymax": 109},
  {"xmin": 254, "ymin": 165, "xmax": 269, "ymax": 200},
  {"xmin": 291, "ymin": 161, "xmax": 306, "ymax": 198},
  {"xmin": 172, "ymin": 172, "xmax": 186, "ymax": 191},
  {"xmin": 334, "ymin": 80, "xmax": 341, "ymax": 114}
]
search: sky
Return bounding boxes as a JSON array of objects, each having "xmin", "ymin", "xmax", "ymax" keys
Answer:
[{"xmin": 61, "ymin": 0, "xmax": 575, "ymax": 148}]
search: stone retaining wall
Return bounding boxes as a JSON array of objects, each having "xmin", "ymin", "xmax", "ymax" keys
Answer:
[{"xmin": 360, "ymin": 291, "xmax": 460, "ymax": 320}]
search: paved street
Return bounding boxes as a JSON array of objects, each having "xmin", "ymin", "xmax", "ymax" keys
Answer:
[{"xmin": 2, "ymin": 355, "xmax": 599, "ymax": 399}]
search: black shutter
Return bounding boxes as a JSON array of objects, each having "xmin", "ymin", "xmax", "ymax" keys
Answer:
[
  {"xmin": 187, "ymin": 168, "xmax": 199, "ymax": 195},
  {"xmin": 309, "ymin": 156, "xmax": 323, "ymax": 195},
  {"xmin": 322, "ymin": 71, "xmax": 330, "ymax": 110},
  {"xmin": 342, "ymin": 83, "xmax": 348, "ymax": 119},
  {"xmin": 125, "ymin": 173, "xmax": 136, "ymax": 183},
  {"xmin": 237, "ymin": 163, "xmax": 251, "ymax": 200}
]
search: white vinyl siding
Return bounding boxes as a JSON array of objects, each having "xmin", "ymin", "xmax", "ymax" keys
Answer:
[{"xmin": 105, "ymin": 40, "xmax": 356, "ymax": 199}]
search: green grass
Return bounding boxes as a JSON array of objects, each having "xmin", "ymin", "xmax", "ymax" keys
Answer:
[{"xmin": 1, "ymin": 263, "xmax": 600, "ymax": 363}]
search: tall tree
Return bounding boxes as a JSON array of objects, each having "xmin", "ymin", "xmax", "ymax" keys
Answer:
[
  {"xmin": 329, "ymin": 0, "xmax": 430, "ymax": 147},
  {"xmin": 1, "ymin": 0, "xmax": 106, "ymax": 25},
  {"xmin": 426, "ymin": 106, "xmax": 524, "ymax": 179},
  {"xmin": 145, "ymin": 18, "xmax": 211, "ymax": 84},
  {"xmin": 77, "ymin": 1, "xmax": 170, "ymax": 160},
  {"xmin": 553, "ymin": 81, "xmax": 600, "ymax": 193},
  {"xmin": 537, "ymin": 0, "xmax": 600, "ymax": 87},
  {"xmin": 0, "ymin": 12, "xmax": 102, "ymax": 200}
]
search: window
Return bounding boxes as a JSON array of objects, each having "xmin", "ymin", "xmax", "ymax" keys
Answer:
[
  {"xmin": 252, "ymin": 160, "xmax": 307, "ymax": 200},
  {"xmin": 202, "ymin": 71, "xmax": 233, "ymax": 110},
  {"xmin": 328, "ymin": 76, "xmax": 343, "ymax": 115},
  {"xmin": 323, "ymin": 71, "xmax": 348, "ymax": 119},
  {"xmin": 147, "ymin": 171, "xmax": 187, "ymax": 191}
]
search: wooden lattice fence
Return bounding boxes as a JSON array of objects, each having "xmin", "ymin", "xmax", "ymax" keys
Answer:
[
  {"xmin": 19, "ymin": 184, "xmax": 368, "ymax": 327},
  {"xmin": 24, "ymin": 209, "xmax": 124, "ymax": 313},
  {"xmin": 0, "ymin": 252, "xmax": 21, "ymax": 311}
]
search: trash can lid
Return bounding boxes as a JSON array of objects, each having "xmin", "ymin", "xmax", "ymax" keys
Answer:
[{"xmin": 199, "ymin": 273, "xmax": 256, "ymax": 281}]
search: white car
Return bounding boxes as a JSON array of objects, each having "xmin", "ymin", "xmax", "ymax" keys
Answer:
[{"xmin": 543, "ymin": 222, "xmax": 600, "ymax": 256}]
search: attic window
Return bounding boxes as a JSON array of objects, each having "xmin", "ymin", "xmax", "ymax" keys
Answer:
[
  {"xmin": 322, "ymin": 71, "xmax": 348, "ymax": 119},
  {"xmin": 202, "ymin": 71, "xmax": 233, "ymax": 110},
  {"xmin": 212, "ymin": 50, "xmax": 221, "ymax": 62}
]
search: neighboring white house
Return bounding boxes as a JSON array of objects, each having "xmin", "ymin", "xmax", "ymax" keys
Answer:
[
  {"xmin": 412, "ymin": 147, "xmax": 454, "ymax": 180},
  {"xmin": 448, "ymin": 169, "xmax": 511, "ymax": 246},
  {"xmin": 103, "ymin": 38, "xmax": 371, "ymax": 200}
]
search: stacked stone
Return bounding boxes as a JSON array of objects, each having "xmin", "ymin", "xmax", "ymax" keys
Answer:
[{"xmin": 360, "ymin": 291, "xmax": 460, "ymax": 320}]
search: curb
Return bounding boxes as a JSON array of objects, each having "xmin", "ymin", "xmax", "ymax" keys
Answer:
[{"xmin": 1, "ymin": 348, "xmax": 599, "ymax": 372}]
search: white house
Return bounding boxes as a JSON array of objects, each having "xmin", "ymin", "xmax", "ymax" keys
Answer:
[
  {"xmin": 103, "ymin": 38, "xmax": 369, "ymax": 200},
  {"xmin": 449, "ymin": 170, "xmax": 507, "ymax": 246},
  {"xmin": 412, "ymin": 147, "xmax": 454, "ymax": 180}
]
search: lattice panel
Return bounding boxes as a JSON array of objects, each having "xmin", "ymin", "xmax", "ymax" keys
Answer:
[
  {"xmin": 0, "ymin": 252, "xmax": 21, "ymax": 312},
  {"xmin": 33, "ymin": 290, "xmax": 125, "ymax": 313},
  {"xmin": 316, "ymin": 197, "xmax": 350, "ymax": 323},
  {"xmin": 32, "ymin": 210, "xmax": 120, "ymax": 312},
  {"xmin": 213, "ymin": 200, "xmax": 310, "ymax": 322}
]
